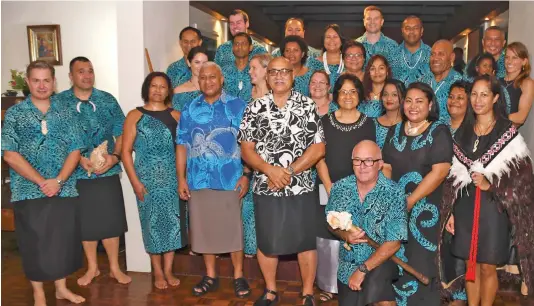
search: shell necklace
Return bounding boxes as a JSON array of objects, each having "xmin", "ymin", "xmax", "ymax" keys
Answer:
[
  {"xmin": 323, "ymin": 52, "xmax": 344, "ymax": 75},
  {"xmin": 406, "ymin": 120, "xmax": 428, "ymax": 136}
]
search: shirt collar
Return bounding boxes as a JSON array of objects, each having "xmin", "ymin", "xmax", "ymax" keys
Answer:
[
  {"xmin": 266, "ymin": 89, "xmax": 297, "ymax": 108},
  {"xmin": 353, "ymin": 171, "xmax": 387, "ymax": 204},
  {"xmin": 362, "ymin": 32, "xmax": 385, "ymax": 44},
  {"xmin": 68, "ymin": 86, "xmax": 96, "ymax": 102},
  {"xmin": 401, "ymin": 41, "xmax": 427, "ymax": 53},
  {"xmin": 195, "ymin": 90, "xmax": 230, "ymax": 105}
]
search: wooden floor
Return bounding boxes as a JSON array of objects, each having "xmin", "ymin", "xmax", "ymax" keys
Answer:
[{"xmin": 2, "ymin": 236, "xmax": 534, "ymax": 305}]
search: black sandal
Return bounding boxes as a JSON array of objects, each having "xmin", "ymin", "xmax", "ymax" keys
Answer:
[
  {"xmin": 233, "ymin": 277, "xmax": 251, "ymax": 298},
  {"xmin": 253, "ymin": 289, "xmax": 279, "ymax": 306},
  {"xmin": 192, "ymin": 275, "xmax": 219, "ymax": 296},
  {"xmin": 302, "ymin": 293, "xmax": 316, "ymax": 306},
  {"xmin": 319, "ymin": 291, "xmax": 334, "ymax": 302}
]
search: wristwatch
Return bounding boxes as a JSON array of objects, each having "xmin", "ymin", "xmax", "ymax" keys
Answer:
[
  {"xmin": 243, "ymin": 171, "xmax": 253, "ymax": 180},
  {"xmin": 287, "ymin": 165, "xmax": 295, "ymax": 176},
  {"xmin": 56, "ymin": 178, "xmax": 65, "ymax": 186},
  {"xmin": 358, "ymin": 263, "xmax": 369, "ymax": 274}
]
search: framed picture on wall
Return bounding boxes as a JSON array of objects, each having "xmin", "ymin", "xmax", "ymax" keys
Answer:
[{"xmin": 27, "ymin": 24, "xmax": 63, "ymax": 65}]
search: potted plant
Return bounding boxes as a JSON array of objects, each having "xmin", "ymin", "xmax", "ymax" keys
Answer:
[{"xmin": 9, "ymin": 69, "xmax": 30, "ymax": 97}]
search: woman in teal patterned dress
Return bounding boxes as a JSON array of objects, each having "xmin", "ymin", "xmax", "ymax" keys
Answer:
[
  {"xmin": 307, "ymin": 24, "xmax": 345, "ymax": 92},
  {"xmin": 241, "ymin": 53, "xmax": 272, "ymax": 257},
  {"xmin": 122, "ymin": 72, "xmax": 185, "ymax": 290},
  {"xmin": 280, "ymin": 35, "xmax": 315, "ymax": 97},
  {"xmin": 375, "ymin": 79, "xmax": 405, "ymax": 148},
  {"xmin": 172, "ymin": 46, "xmax": 208, "ymax": 111},
  {"xmin": 359, "ymin": 54, "xmax": 392, "ymax": 118}
]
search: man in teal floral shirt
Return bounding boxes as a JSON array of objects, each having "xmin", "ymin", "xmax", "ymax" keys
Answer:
[
  {"xmin": 326, "ymin": 140, "xmax": 407, "ymax": 306},
  {"xmin": 2, "ymin": 61, "xmax": 86, "ymax": 305}
]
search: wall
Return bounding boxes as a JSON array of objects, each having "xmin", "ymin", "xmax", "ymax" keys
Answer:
[
  {"xmin": 1, "ymin": 1, "xmax": 119, "ymax": 96},
  {"xmin": 189, "ymin": 6, "xmax": 226, "ymax": 47},
  {"xmin": 143, "ymin": 1, "xmax": 190, "ymax": 74},
  {"xmin": 508, "ymin": 1, "xmax": 534, "ymax": 155}
]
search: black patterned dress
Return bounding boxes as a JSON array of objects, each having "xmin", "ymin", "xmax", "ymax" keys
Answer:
[{"xmin": 382, "ymin": 121, "xmax": 453, "ymax": 306}]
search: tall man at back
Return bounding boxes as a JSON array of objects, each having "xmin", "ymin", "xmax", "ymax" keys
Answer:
[
  {"xmin": 355, "ymin": 6, "xmax": 398, "ymax": 65},
  {"xmin": 214, "ymin": 9, "xmax": 267, "ymax": 68}
]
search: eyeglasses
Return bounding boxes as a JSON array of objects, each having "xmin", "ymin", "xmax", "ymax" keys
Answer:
[
  {"xmin": 267, "ymin": 68, "xmax": 293, "ymax": 77},
  {"xmin": 345, "ymin": 53, "xmax": 364, "ymax": 60},
  {"xmin": 338, "ymin": 89, "xmax": 358, "ymax": 96},
  {"xmin": 352, "ymin": 158, "xmax": 382, "ymax": 167}
]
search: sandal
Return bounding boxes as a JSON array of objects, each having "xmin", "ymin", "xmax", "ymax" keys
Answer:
[
  {"xmin": 253, "ymin": 289, "xmax": 279, "ymax": 306},
  {"xmin": 233, "ymin": 277, "xmax": 251, "ymax": 298},
  {"xmin": 302, "ymin": 293, "xmax": 316, "ymax": 306},
  {"xmin": 319, "ymin": 291, "xmax": 334, "ymax": 302},
  {"xmin": 192, "ymin": 275, "xmax": 219, "ymax": 296}
]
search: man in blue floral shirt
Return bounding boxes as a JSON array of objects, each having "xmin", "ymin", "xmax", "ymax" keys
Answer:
[
  {"xmin": 326, "ymin": 140, "xmax": 407, "ymax": 306},
  {"xmin": 176, "ymin": 61, "xmax": 251, "ymax": 298},
  {"xmin": 56, "ymin": 56, "xmax": 130, "ymax": 286},
  {"xmin": 2, "ymin": 61, "xmax": 86, "ymax": 305}
]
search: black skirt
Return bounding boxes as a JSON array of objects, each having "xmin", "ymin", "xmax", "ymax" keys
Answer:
[
  {"xmin": 452, "ymin": 186, "xmax": 510, "ymax": 265},
  {"xmin": 337, "ymin": 260, "xmax": 398, "ymax": 306},
  {"xmin": 254, "ymin": 190, "xmax": 317, "ymax": 255},
  {"xmin": 14, "ymin": 197, "xmax": 83, "ymax": 281},
  {"xmin": 77, "ymin": 175, "xmax": 128, "ymax": 241}
]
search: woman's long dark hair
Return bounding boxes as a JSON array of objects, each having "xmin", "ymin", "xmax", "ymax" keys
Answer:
[
  {"xmin": 321, "ymin": 24, "xmax": 345, "ymax": 53},
  {"xmin": 363, "ymin": 54, "xmax": 392, "ymax": 100},
  {"xmin": 460, "ymin": 74, "xmax": 507, "ymax": 128},
  {"xmin": 141, "ymin": 72, "xmax": 173, "ymax": 105}
]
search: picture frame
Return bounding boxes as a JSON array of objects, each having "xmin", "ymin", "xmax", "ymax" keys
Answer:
[{"xmin": 27, "ymin": 24, "xmax": 63, "ymax": 65}]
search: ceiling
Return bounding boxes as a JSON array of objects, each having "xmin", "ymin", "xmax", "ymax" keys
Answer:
[{"xmin": 192, "ymin": 1, "xmax": 509, "ymax": 48}]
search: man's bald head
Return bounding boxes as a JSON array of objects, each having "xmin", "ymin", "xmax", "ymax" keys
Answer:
[
  {"xmin": 430, "ymin": 40, "xmax": 455, "ymax": 75},
  {"xmin": 352, "ymin": 140, "xmax": 383, "ymax": 185},
  {"xmin": 352, "ymin": 140, "xmax": 382, "ymax": 160},
  {"xmin": 268, "ymin": 56, "xmax": 292, "ymax": 70}
]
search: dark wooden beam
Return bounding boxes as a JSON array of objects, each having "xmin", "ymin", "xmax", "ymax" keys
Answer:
[
  {"xmin": 440, "ymin": 1, "xmax": 509, "ymax": 39},
  {"xmin": 261, "ymin": 5, "xmax": 457, "ymax": 15}
]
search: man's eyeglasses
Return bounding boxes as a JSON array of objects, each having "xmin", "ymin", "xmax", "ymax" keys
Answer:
[
  {"xmin": 352, "ymin": 158, "xmax": 382, "ymax": 167},
  {"xmin": 267, "ymin": 68, "xmax": 293, "ymax": 77},
  {"xmin": 345, "ymin": 53, "xmax": 364, "ymax": 60},
  {"xmin": 339, "ymin": 89, "xmax": 358, "ymax": 96}
]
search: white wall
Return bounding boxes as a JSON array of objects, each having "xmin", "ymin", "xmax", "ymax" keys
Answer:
[
  {"xmin": 143, "ymin": 1, "xmax": 190, "ymax": 74},
  {"xmin": 1, "ymin": 1, "xmax": 119, "ymax": 97},
  {"xmin": 508, "ymin": 1, "xmax": 534, "ymax": 155}
]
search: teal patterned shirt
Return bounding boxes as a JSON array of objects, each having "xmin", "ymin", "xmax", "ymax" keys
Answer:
[
  {"xmin": 55, "ymin": 88, "xmax": 125, "ymax": 180},
  {"xmin": 1, "ymin": 96, "xmax": 86, "ymax": 202},
  {"xmin": 326, "ymin": 173, "xmax": 408, "ymax": 285},
  {"xmin": 391, "ymin": 42, "xmax": 431, "ymax": 86},
  {"xmin": 355, "ymin": 33, "xmax": 398, "ymax": 66},
  {"xmin": 166, "ymin": 58, "xmax": 191, "ymax": 89},
  {"xmin": 222, "ymin": 63, "xmax": 252, "ymax": 102},
  {"xmin": 419, "ymin": 69, "xmax": 463, "ymax": 123},
  {"xmin": 215, "ymin": 40, "xmax": 267, "ymax": 68},
  {"xmin": 172, "ymin": 90, "xmax": 201, "ymax": 112},
  {"xmin": 358, "ymin": 99, "xmax": 384, "ymax": 118}
]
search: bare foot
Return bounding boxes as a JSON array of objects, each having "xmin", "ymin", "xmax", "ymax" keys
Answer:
[
  {"xmin": 154, "ymin": 274, "xmax": 168, "ymax": 289},
  {"xmin": 165, "ymin": 273, "xmax": 180, "ymax": 287},
  {"xmin": 34, "ymin": 291, "xmax": 47, "ymax": 306},
  {"xmin": 55, "ymin": 288, "xmax": 85, "ymax": 304},
  {"xmin": 110, "ymin": 269, "xmax": 132, "ymax": 284},
  {"xmin": 77, "ymin": 269, "xmax": 100, "ymax": 286}
]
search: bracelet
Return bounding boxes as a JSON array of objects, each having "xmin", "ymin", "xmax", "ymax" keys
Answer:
[{"xmin": 111, "ymin": 153, "xmax": 121, "ymax": 161}]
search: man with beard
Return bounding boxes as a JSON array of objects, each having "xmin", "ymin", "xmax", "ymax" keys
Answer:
[
  {"xmin": 419, "ymin": 40, "xmax": 463, "ymax": 122},
  {"xmin": 355, "ymin": 6, "xmax": 398, "ymax": 65},
  {"xmin": 214, "ymin": 9, "xmax": 267, "ymax": 68},
  {"xmin": 166, "ymin": 26, "xmax": 203, "ymax": 89},
  {"xmin": 391, "ymin": 16, "xmax": 431, "ymax": 86},
  {"xmin": 222, "ymin": 32, "xmax": 253, "ymax": 101}
]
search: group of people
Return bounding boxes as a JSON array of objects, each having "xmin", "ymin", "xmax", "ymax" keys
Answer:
[{"xmin": 3, "ymin": 4, "xmax": 534, "ymax": 306}]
